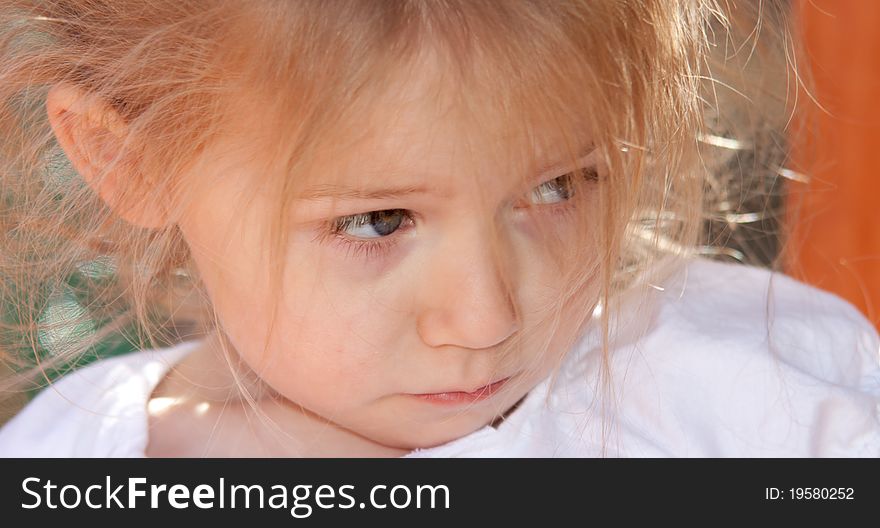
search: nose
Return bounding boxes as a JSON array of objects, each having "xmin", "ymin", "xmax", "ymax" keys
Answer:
[{"xmin": 416, "ymin": 227, "xmax": 519, "ymax": 350}]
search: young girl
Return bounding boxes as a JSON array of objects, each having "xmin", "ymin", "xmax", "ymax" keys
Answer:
[{"xmin": 0, "ymin": 0, "xmax": 878, "ymax": 457}]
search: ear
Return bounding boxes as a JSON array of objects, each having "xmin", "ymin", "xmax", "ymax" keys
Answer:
[{"xmin": 45, "ymin": 82, "xmax": 170, "ymax": 229}]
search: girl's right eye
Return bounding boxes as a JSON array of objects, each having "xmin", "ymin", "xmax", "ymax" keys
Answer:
[
  {"xmin": 317, "ymin": 209, "xmax": 416, "ymax": 260},
  {"xmin": 331, "ymin": 209, "xmax": 413, "ymax": 239}
]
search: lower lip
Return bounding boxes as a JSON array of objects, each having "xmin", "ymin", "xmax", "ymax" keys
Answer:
[{"xmin": 411, "ymin": 377, "xmax": 511, "ymax": 405}]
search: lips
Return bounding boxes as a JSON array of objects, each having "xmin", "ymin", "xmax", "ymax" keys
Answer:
[{"xmin": 410, "ymin": 376, "xmax": 511, "ymax": 405}]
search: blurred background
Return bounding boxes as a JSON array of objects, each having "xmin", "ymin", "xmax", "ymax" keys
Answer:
[
  {"xmin": 785, "ymin": 0, "xmax": 880, "ymax": 331},
  {"xmin": 1, "ymin": 0, "xmax": 879, "ymax": 426}
]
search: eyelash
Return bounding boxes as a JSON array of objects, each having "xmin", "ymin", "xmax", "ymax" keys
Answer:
[
  {"xmin": 317, "ymin": 209, "xmax": 416, "ymax": 260},
  {"xmin": 525, "ymin": 167, "xmax": 598, "ymax": 216},
  {"xmin": 318, "ymin": 167, "xmax": 599, "ymax": 260}
]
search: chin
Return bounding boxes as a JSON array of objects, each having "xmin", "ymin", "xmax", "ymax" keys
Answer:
[{"xmin": 369, "ymin": 415, "xmax": 492, "ymax": 451}]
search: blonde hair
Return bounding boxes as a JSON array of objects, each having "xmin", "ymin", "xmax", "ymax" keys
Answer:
[{"xmin": 0, "ymin": 0, "xmax": 797, "ymax": 452}]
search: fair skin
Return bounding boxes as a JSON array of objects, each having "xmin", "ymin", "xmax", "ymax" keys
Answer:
[{"xmin": 45, "ymin": 57, "xmax": 600, "ymax": 457}]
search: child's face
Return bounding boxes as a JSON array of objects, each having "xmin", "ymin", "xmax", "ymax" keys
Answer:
[{"xmin": 175, "ymin": 61, "xmax": 600, "ymax": 450}]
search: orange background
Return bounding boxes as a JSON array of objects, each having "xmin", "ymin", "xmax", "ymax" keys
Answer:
[{"xmin": 787, "ymin": 0, "xmax": 880, "ymax": 330}]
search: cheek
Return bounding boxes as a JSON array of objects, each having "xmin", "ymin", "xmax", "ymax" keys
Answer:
[
  {"xmin": 176, "ymin": 182, "xmax": 278, "ymax": 350},
  {"xmin": 253, "ymin": 310, "xmax": 400, "ymax": 410},
  {"xmin": 244, "ymin": 248, "xmax": 413, "ymax": 405},
  {"xmin": 180, "ymin": 239, "xmax": 273, "ymax": 367},
  {"xmin": 512, "ymin": 219, "xmax": 602, "ymax": 345}
]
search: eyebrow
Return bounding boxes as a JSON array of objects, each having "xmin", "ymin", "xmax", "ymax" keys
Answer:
[
  {"xmin": 534, "ymin": 144, "xmax": 597, "ymax": 177},
  {"xmin": 296, "ymin": 144, "xmax": 596, "ymax": 202},
  {"xmin": 296, "ymin": 183, "xmax": 436, "ymax": 201}
]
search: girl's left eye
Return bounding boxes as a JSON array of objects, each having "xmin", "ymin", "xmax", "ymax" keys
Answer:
[
  {"xmin": 529, "ymin": 167, "xmax": 598, "ymax": 205},
  {"xmin": 530, "ymin": 175, "xmax": 572, "ymax": 205}
]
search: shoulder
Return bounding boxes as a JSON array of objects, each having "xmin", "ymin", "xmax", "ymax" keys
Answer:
[
  {"xmin": 632, "ymin": 258, "xmax": 880, "ymax": 456},
  {"xmin": 563, "ymin": 257, "xmax": 880, "ymax": 457},
  {"xmin": 660, "ymin": 258, "xmax": 880, "ymax": 387},
  {"xmin": 0, "ymin": 340, "xmax": 200, "ymax": 457}
]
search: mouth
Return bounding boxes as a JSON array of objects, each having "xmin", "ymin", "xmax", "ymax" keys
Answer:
[{"xmin": 409, "ymin": 376, "xmax": 512, "ymax": 405}]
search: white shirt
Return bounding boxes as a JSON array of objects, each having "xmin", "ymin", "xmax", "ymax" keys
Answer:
[{"xmin": 2, "ymin": 257, "xmax": 879, "ymax": 457}]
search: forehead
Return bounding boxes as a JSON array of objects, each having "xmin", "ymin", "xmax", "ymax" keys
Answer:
[
  {"xmin": 333, "ymin": 65, "xmax": 591, "ymax": 183},
  {"xmin": 223, "ymin": 44, "xmax": 594, "ymax": 197}
]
